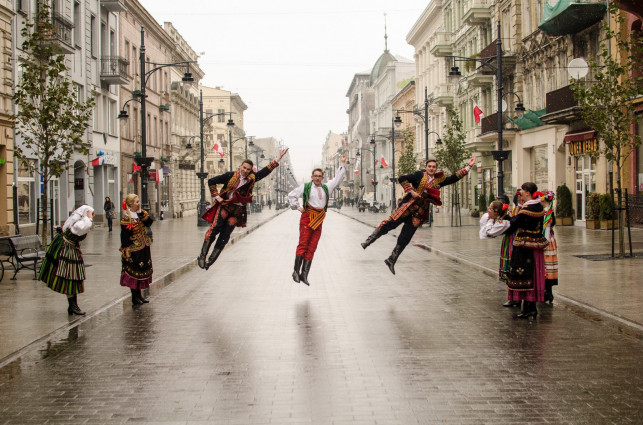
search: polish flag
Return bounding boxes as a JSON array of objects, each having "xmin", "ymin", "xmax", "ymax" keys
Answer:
[
  {"xmin": 213, "ymin": 142, "xmax": 225, "ymax": 157},
  {"xmin": 354, "ymin": 159, "xmax": 360, "ymax": 174},
  {"xmin": 253, "ymin": 166, "xmax": 257, "ymax": 172},
  {"xmin": 473, "ymin": 101, "xmax": 484, "ymax": 123},
  {"xmin": 380, "ymin": 156, "xmax": 389, "ymax": 167},
  {"xmin": 132, "ymin": 163, "xmax": 141, "ymax": 173}
]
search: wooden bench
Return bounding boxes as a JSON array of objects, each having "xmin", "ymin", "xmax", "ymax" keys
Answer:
[{"xmin": 8, "ymin": 235, "xmax": 46, "ymax": 280}]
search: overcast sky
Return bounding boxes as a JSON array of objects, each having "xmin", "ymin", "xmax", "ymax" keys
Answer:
[{"xmin": 138, "ymin": 0, "xmax": 428, "ymax": 181}]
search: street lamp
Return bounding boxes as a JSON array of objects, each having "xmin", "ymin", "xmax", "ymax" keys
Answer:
[
  {"xmin": 447, "ymin": 21, "xmax": 523, "ymax": 203},
  {"xmin": 393, "ymin": 86, "xmax": 434, "ymax": 161},
  {"xmin": 118, "ymin": 26, "xmax": 195, "ymax": 213}
]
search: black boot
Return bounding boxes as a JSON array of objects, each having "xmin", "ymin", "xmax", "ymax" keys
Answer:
[
  {"xmin": 361, "ymin": 228, "xmax": 383, "ymax": 249},
  {"xmin": 204, "ymin": 248, "xmax": 223, "ymax": 270},
  {"xmin": 384, "ymin": 244, "xmax": 404, "ymax": 275},
  {"xmin": 516, "ymin": 301, "xmax": 538, "ymax": 319},
  {"xmin": 67, "ymin": 295, "xmax": 86, "ymax": 316},
  {"xmin": 299, "ymin": 259, "xmax": 312, "ymax": 286},
  {"xmin": 131, "ymin": 288, "xmax": 144, "ymax": 305},
  {"xmin": 292, "ymin": 256, "xmax": 303, "ymax": 283},
  {"xmin": 544, "ymin": 282, "xmax": 554, "ymax": 304},
  {"xmin": 197, "ymin": 240, "xmax": 212, "ymax": 269},
  {"xmin": 503, "ymin": 300, "xmax": 521, "ymax": 307},
  {"xmin": 137, "ymin": 289, "xmax": 149, "ymax": 304}
]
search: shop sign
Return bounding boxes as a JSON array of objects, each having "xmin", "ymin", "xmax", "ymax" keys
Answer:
[{"xmin": 569, "ymin": 138, "xmax": 598, "ymax": 156}]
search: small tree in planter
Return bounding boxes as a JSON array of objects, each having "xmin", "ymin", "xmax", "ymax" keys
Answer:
[
  {"xmin": 473, "ymin": 192, "xmax": 486, "ymax": 218},
  {"xmin": 556, "ymin": 184, "xmax": 573, "ymax": 225},
  {"xmin": 586, "ymin": 193, "xmax": 600, "ymax": 229},
  {"xmin": 599, "ymin": 193, "xmax": 615, "ymax": 229}
]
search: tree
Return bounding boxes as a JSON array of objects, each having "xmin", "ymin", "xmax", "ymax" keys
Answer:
[
  {"xmin": 14, "ymin": 1, "xmax": 95, "ymax": 245},
  {"xmin": 397, "ymin": 127, "xmax": 418, "ymax": 175},
  {"xmin": 435, "ymin": 108, "xmax": 470, "ymax": 226},
  {"xmin": 570, "ymin": 2, "xmax": 643, "ymax": 257},
  {"xmin": 435, "ymin": 108, "xmax": 469, "ymax": 174}
]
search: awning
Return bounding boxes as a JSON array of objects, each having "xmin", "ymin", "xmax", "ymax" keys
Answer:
[
  {"xmin": 538, "ymin": 1, "xmax": 607, "ymax": 36},
  {"xmin": 563, "ymin": 130, "xmax": 596, "ymax": 142},
  {"xmin": 507, "ymin": 108, "xmax": 546, "ymax": 130}
]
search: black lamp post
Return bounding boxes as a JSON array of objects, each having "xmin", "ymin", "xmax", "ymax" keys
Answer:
[
  {"xmin": 132, "ymin": 26, "xmax": 194, "ymax": 212},
  {"xmin": 393, "ymin": 86, "xmax": 433, "ymax": 161},
  {"xmin": 448, "ymin": 21, "xmax": 525, "ymax": 203}
]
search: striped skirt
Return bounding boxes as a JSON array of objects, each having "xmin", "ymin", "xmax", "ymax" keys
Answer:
[
  {"xmin": 544, "ymin": 235, "xmax": 559, "ymax": 284},
  {"xmin": 39, "ymin": 234, "xmax": 85, "ymax": 295}
]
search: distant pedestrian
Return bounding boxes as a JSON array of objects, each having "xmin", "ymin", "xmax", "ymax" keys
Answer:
[
  {"xmin": 288, "ymin": 154, "xmax": 346, "ymax": 286},
  {"xmin": 361, "ymin": 156, "xmax": 475, "ymax": 275},
  {"xmin": 104, "ymin": 196, "xmax": 115, "ymax": 232},
  {"xmin": 39, "ymin": 205, "xmax": 94, "ymax": 316},
  {"xmin": 268, "ymin": 199, "xmax": 272, "ymax": 209},
  {"xmin": 198, "ymin": 149, "xmax": 288, "ymax": 270},
  {"xmin": 502, "ymin": 183, "xmax": 549, "ymax": 319},
  {"xmin": 120, "ymin": 194, "xmax": 153, "ymax": 306},
  {"xmin": 541, "ymin": 190, "xmax": 558, "ymax": 304}
]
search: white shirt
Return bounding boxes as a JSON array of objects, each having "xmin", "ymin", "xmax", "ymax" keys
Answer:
[
  {"xmin": 288, "ymin": 166, "xmax": 346, "ymax": 210},
  {"xmin": 479, "ymin": 212, "xmax": 510, "ymax": 239}
]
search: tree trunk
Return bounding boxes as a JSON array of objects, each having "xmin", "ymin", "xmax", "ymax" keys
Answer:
[
  {"xmin": 41, "ymin": 173, "xmax": 49, "ymax": 246},
  {"xmin": 617, "ymin": 162, "xmax": 625, "ymax": 258}
]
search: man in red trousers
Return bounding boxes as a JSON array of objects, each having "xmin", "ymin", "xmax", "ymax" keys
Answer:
[{"xmin": 287, "ymin": 154, "xmax": 346, "ymax": 285}]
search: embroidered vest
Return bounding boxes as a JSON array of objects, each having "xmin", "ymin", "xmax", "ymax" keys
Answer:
[{"xmin": 303, "ymin": 182, "xmax": 329, "ymax": 211}]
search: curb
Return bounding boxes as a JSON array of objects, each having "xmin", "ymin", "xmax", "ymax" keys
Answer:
[
  {"xmin": 0, "ymin": 210, "xmax": 287, "ymax": 369},
  {"xmin": 337, "ymin": 209, "xmax": 643, "ymax": 339}
]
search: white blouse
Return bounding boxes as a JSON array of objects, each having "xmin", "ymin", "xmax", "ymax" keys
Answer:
[{"xmin": 479, "ymin": 212, "xmax": 510, "ymax": 239}]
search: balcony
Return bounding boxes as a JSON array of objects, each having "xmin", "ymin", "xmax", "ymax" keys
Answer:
[
  {"xmin": 463, "ymin": 0, "xmax": 492, "ymax": 26},
  {"xmin": 467, "ymin": 71, "xmax": 494, "ymax": 88},
  {"xmin": 100, "ymin": 0, "xmax": 126, "ymax": 12},
  {"xmin": 100, "ymin": 56, "xmax": 130, "ymax": 85},
  {"xmin": 476, "ymin": 40, "xmax": 517, "ymax": 75},
  {"xmin": 428, "ymin": 31, "xmax": 452, "ymax": 57},
  {"xmin": 432, "ymin": 83, "xmax": 453, "ymax": 107},
  {"xmin": 40, "ymin": 13, "xmax": 74, "ymax": 54},
  {"xmin": 540, "ymin": 85, "xmax": 582, "ymax": 124}
]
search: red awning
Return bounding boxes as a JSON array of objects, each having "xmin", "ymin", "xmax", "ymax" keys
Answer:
[{"xmin": 563, "ymin": 130, "xmax": 596, "ymax": 142}]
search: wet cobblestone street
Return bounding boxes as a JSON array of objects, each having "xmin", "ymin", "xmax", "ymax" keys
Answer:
[{"xmin": 0, "ymin": 212, "xmax": 641, "ymax": 424}]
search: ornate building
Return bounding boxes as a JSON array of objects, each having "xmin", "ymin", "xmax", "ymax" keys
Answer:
[{"xmin": 0, "ymin": 0, "xmax": 13, "ymax": 236}]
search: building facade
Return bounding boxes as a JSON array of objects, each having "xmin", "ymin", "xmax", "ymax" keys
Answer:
[
  {"xmin": 13, "ymin": 0, "xmax": 126, "ymax": 233},
  {"xmin": 0, "ymin": 0, "xmax": 13, "ymax": 236}
]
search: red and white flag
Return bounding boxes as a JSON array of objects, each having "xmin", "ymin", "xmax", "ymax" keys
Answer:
[
  {"xmin": 213, "ymin": 142, "xmax": 225, "ymax": 157},
  {"xmin": 354, "ymin": 158, "xmax": 360, "ymax": 174},
  {"xmin": 380, "ymin": 156, "xmax": 388, "ymax": 167},
  {"xmin": 473, "ymin": 101, "xmax": 484, "ymax": 124}
]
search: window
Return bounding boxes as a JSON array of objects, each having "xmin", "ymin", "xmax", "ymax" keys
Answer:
[
  {"xmin": 108, "ymin": 100, "xmax": 116, "ymax": 136},
  {"xmin": 17, "ymin": 160, "xmax": 36, "ymax": 224},
  {"xmin": 523, "ymin": 1, "xmax": 531, "ymax": 35},
  {"xmin": 90, "ymin": 15, "xmax": 97, "ymax": 58},
  {"xmin": 218, "ymin": 108, "xmax": 225, "ymax": 123},
  {"xmin": 73, "ymin": 2, "xmax": 81, "ymax": 47}
]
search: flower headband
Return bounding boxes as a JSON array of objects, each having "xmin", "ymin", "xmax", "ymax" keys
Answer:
[
  {"xmin": 532, "ymin": 191, "xmax": 545, "ymax": 199},
  {"xmin": 502, "ymin": 203, "xmax": 509, "ymax": 211}
]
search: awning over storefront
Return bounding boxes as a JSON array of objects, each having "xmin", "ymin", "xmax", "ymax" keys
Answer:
[
  {"xmin": 563, "ymin": 130, "xmax": 596, "ymax": 142},
  {"xmin": 538, "ymin": 0, "xmax": 607, "ymax": 36}
]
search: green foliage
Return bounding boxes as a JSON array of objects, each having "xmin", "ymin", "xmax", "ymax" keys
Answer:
[
  {"xmin": 599, "ymin": 193, "xmax": 614, "ymax": 220},
  {"xmin": 555, "ymin": 184, "xmax": 573, "ymax": 218},
  {"xmin": 397, "ymin": 127, "xmax": 419, "ymax": 175},
  {"xmin": 435, "ymin": 108, "xmax": 469, "ymax": 174},
  {"xmin": 13, "ymin": 1, "xmax": 95, "ymax": 244},
  {"xmin": 478, "ymin": 192, "xmax": 487, "ymax": 215},
  {"xmin": 586, "ymin": 193, "xmax": 600, "ymax": 220}
]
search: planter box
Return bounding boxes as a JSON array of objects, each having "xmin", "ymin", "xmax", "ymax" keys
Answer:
[
  {"xmin": 586, "ymin": 219, "xmax": 600, "ymax": 229},
  {"xmin": 600, "ymin": 220, "xmax": 615, "ymax": 230},
  {"xmin": 559, "ymin": 216, "xmax": 574, "ymax": 226}
]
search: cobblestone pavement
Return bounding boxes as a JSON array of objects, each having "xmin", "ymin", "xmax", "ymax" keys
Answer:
[
  {"xmin": 337, "ymin": 206, "xmax": 643, "ymax": 332},
  {"xmin": 0, "ymin": 212, "xmax": 640, "ymax": 425}
]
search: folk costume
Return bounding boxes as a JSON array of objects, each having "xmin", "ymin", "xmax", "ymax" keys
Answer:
[
  {"xmin": 478, "ymin": 211, "xmax": 510, "ymax": 240},
  {"xmin": 503, "ymin": 197, "xmax": 548, "ymax": 318},
  {"xmin": 542, "ymin": 192, "xmax": 558, "ymax": 303},
  {"xmin": 288, "ymin": 165, "xmax": 346, "ymax": 285},
  {"xmin": 361, "ymin": 165, "xmax": 471, "ymax": 274},
  {"xmin": 198, "ymin": 159, "xmax": 280, "ymax": 270},
  {"xmin": 39, "ymin": 205, "xmax": 94, "ymax": 316},
  {"xmin": 120, "ymin": 206, "xmax": 154, "ymax": 305}
]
